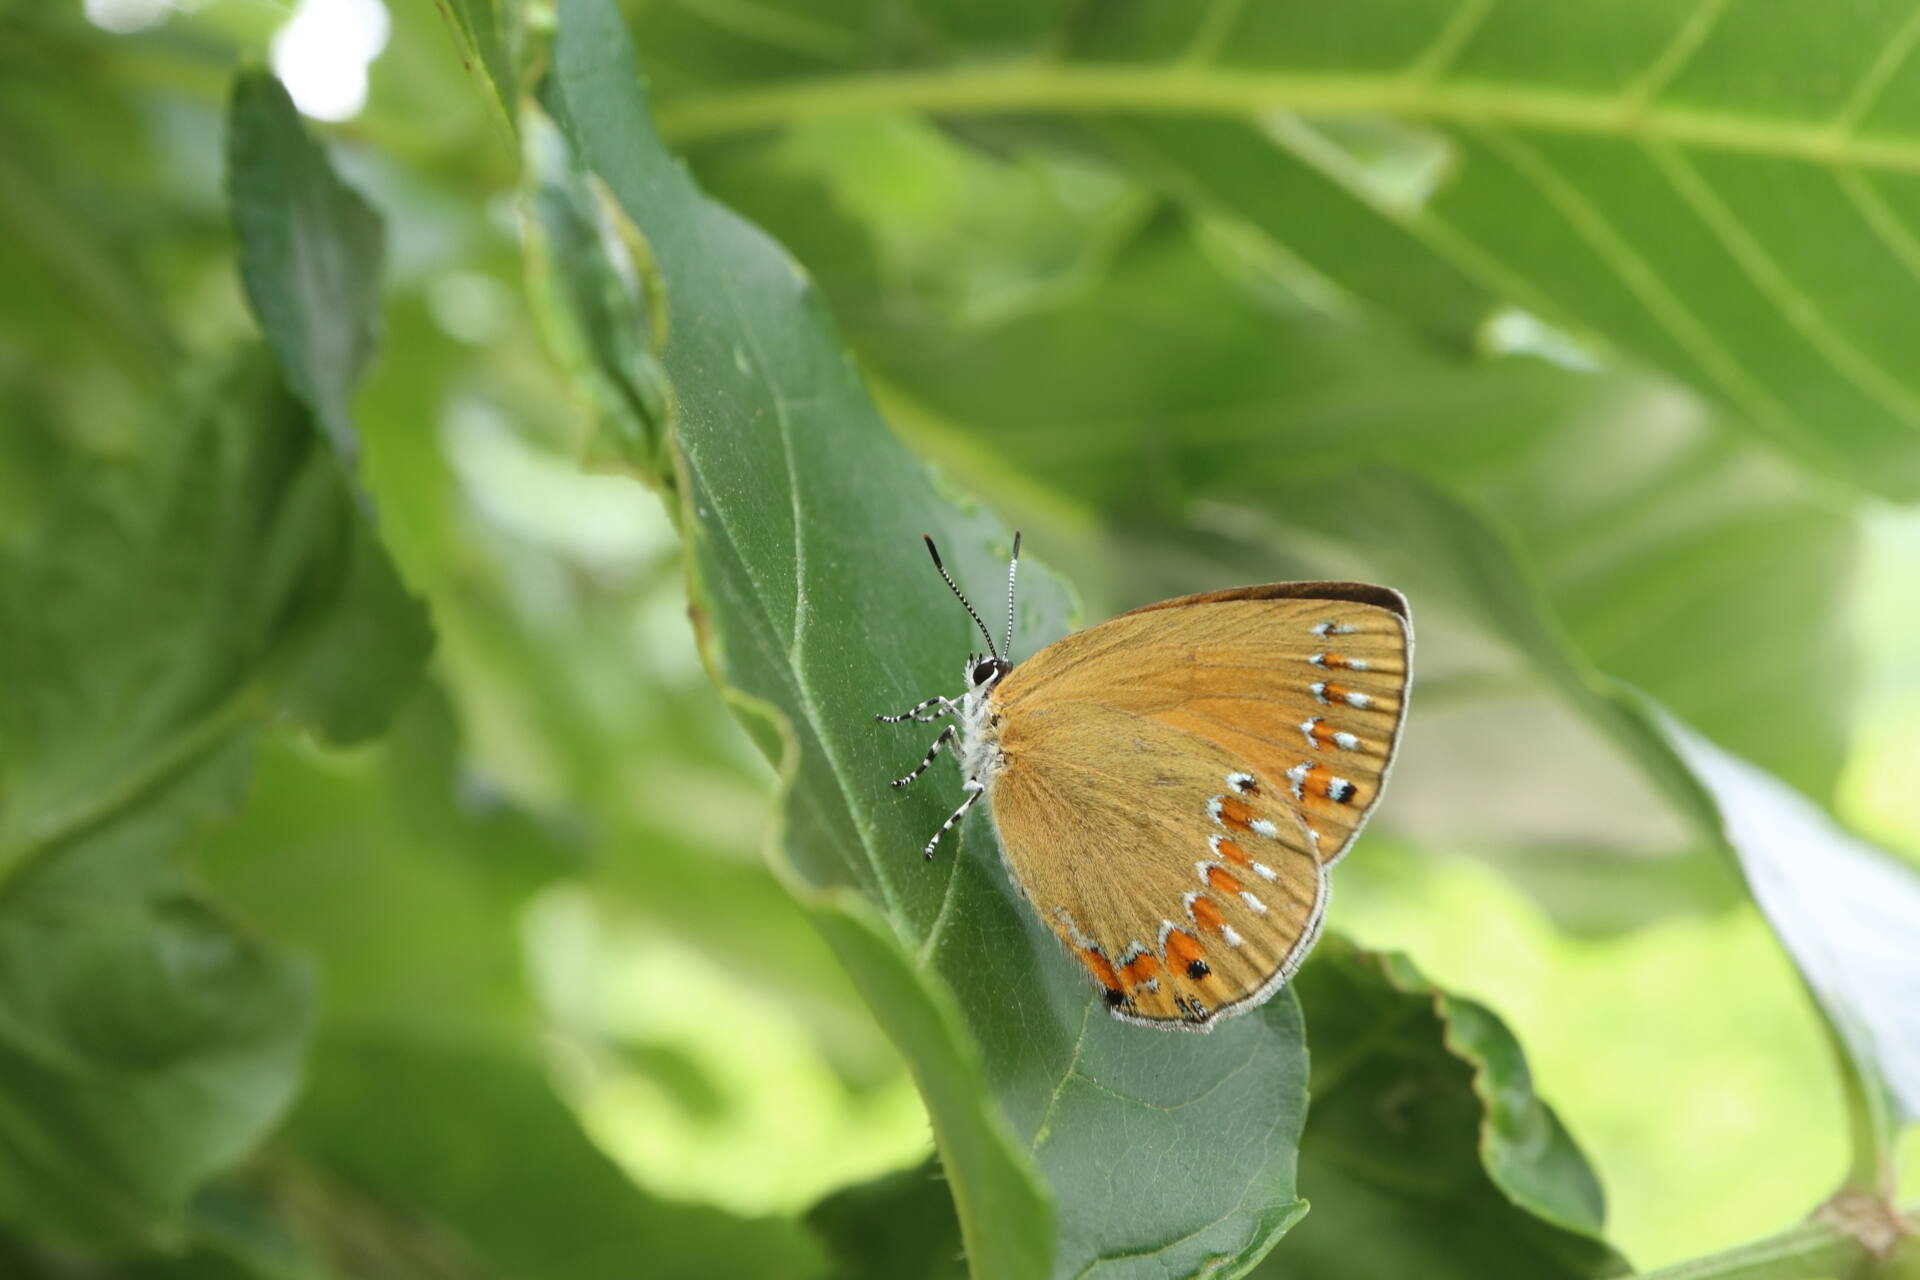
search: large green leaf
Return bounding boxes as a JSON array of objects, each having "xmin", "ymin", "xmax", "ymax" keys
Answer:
[
  {"xmin": 531, "ymin": 2, "xmax": 1313, "ymax": 1274},
  {"xmin": 1274, "ymin": 937, "xmax": 1627, "ymax": 1280},
  {"xmin": 641, "ymin": 0, "xmax": 1920, "ymax": 501}
]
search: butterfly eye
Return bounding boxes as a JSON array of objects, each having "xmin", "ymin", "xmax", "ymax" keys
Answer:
[{"xmin": 972, "ymin": 660, "xmax": 999, "ymax": 685}]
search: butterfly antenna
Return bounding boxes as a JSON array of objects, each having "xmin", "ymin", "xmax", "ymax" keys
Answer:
[
  {"xmin": 1003, "ymin": 531, "xmax": 1022, "ymax": 660},
  {"xmin": 923, "ymin": 535, "xmax": 998, "ymax": 657}
]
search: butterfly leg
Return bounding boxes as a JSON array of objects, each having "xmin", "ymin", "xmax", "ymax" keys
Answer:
[
  {"xmin": 875, "ymin": 695, "xmax": 958, "ymax": 725},
  {"xmin": 890, "ymin": 724, "xmax": 957, "ymax": 788},
  {"xmin": 923, "ymin": 781, "xmax": 983, "ymax": 861}
]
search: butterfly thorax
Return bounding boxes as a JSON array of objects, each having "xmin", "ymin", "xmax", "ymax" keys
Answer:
[{"xmin": 956, "ymin": 654, "xmax": 1009, "ymax": 789}]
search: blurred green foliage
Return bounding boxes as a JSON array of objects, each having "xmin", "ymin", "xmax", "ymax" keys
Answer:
[{"xmin": 3, "ymin": 0, "xmax": 1920, "ymax": 1277}]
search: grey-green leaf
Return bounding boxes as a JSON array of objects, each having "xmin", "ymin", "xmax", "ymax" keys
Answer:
[
  {"xmin": 1655, "ymin": 712, "xmax": 1920, "ymax": 1160},
  {"xmin": 537, "ymin": 1, "xmax": 1313, "ymax": 1273}
]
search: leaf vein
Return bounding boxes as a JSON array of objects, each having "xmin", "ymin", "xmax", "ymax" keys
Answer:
[{"xmin": 1649, "ymin": 140, "xmax": 1920, "ymax": 432}]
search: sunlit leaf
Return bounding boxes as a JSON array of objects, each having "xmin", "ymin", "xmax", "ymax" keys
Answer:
[{"xmin": 1656, "ymin": 712, "xmax": 1920, "ymax": 1172}]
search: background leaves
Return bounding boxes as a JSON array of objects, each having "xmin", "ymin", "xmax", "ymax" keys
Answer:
[{"xmin": 2, "ymin": 0, "xmax": 1918, "ymax": 1276}]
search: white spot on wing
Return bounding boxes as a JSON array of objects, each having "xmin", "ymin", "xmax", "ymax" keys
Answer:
[
  {"xmin": 1344, "ymin": 689, "xmax": 1372, "ymax": 709},
  {"xmin": 1250, "ymin": 861, "xmax": 1278, "ymax": 882},
  {"xmin": 1300, "ymin": 716, "xmax": 1322, "ymax": 747},
  {"xmin": 1334, "ymin": 731, "xmax": 1361, "ymax": 751},
  {"xmin": 1240, "ymin": 891, "xmax": 1268, "ymax": 914},
  {"xmin": 1220, "ymin": 925, "xmax": 1245, "ymax": 947},
  {"xmin": 1227, "ymin": 771, "xmax": 1256, "ymax": 793},
  {"xmin": 1311, "ymin": 619, "xmax": 1355, "ymax": 637},
  {"xmin": 1207, "ymin": 795, "xmax": 1225, "ymax": 822},
  {"xmin": 1310, "ymin": 681, "xmax": 1329, "ymax": 703},
  {"xmin": 1286, "ymin": 762, "xmax": 1312, "ymax": 799},
  {"xmin": 1328, "ymin": 777, "xmax": 1356, "ymax": 803},
  {"xmin": 1250, "ymin": 818, "xmax": 1280, "ymax": 839}
]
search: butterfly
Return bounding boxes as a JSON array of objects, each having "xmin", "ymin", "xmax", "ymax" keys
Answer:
[{"xmin": 878, "ymin": 534, "xmax": 1411, "ymax": 1031}]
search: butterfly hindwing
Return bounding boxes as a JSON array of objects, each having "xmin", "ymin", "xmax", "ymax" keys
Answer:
[
  {"xmin": 984, "ymin": 583, "xmax": 1409, "ymax": 1028},
  {"xmin": 987, "ymin": 701, "xmax": 1327, "ymax": 1028}
]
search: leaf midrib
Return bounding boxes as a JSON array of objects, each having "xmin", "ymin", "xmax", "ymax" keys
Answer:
[{"xmin": 655, "ymin": 64, "xmax": 1920, "ymax": 175}]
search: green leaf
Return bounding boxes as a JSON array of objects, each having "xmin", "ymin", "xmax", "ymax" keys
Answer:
[
  {"xmin": 291, "ymin": 1036, "xmax": 823, "ymax": 1280},
  {"xmin": 537, "ymin": 2, "xmax": 1313, "ymax": 1273},
  {"xmin": 193, "ymin": 704, "xmax": 825, "ymax": 1279},
  {"xmin": 228, "ymin": 73, "xmax": 384, "ymax": 469},
  {"xmin": 519, "ymin": 113, "xmax": 676, "ymax": 479},
  {"xmin": 0, "ymin": 353, "xmax": 420, "ymax": 881},
  {"xmin": 225, "ymin": 72, "xmax": 433, "ymax": 745},
  {"xmin": 643, "ymin": 1, "xmax": 1920, "ymax": 500},
  {"xmin": 1274, "ymin": 938, "xmax": 1627, "ymax": 1280},
  {"xmin": 434, "ymin": 0, "xmax": 521, "ymax": 117},
  {"xmin": 0, "ymin": 344, "xmax": 422, "ymax": 1245},
  {"xmin": 807, "ymin": 1159, "xmax": 968, "ymax": 1280},
  {"xmin": 0, "ymin": 745, "xmax": 313, "ymax": 1252}
]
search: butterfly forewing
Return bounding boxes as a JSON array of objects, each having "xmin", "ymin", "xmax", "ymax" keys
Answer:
[{"xmin": 984, "ymin": 583, "xmax": 1409, "ymax": 1029}]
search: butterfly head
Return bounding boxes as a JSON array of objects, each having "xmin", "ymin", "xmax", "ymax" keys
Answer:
[{"xmin": 964, "ymin": 653, "xmax": 1012, "ymax": 693}]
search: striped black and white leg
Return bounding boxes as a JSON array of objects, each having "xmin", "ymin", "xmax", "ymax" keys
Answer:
[
  {"xmin": 875, "ymin": 695, "xmax": 955, "ymax": 725},
  {"xmin": 891, "ymin": 724, "xmax": 957, "ymax": 789},
  {"xmin": 923, "ymin": 781, "xmax": 984, "ymax": 860}
]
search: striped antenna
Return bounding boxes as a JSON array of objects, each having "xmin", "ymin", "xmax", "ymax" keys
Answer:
[
  {"xmin": 923, "ymin": 535, "xmax": 997, "ymax": 658},
  {"xmin": 1003, "ymin": 532, "xmax": 1022, "ymax": 661}
]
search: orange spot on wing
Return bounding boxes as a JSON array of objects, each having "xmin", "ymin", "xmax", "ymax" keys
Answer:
[
  {"xmin": 1306, "ymin": 720, "xmax": 1333, "ymax": 749},
  {"xmin": 1080, "ymin": 948, "xmax": 1120, "ymax": 992},
  {"xmin": 1163, "ymin": 928, "xmax": 1205, "ymax": 975},
  {"xmin": 1216, "ymin": 795, "xmax": 1255, "ymax": 831},
  {"xmin": 1214, "ymin": 837, "xmax": 1252, "ymax": 868},
  {"xmin": 1321, "ymin": 682, "xmax": 1354, "ymax": 704},
  {"xmin": 1205, "ymin": 865, "xmax": 1245, "ymax": 895},
  {"xmin": 1120, "ymin": 951, "xmax": 1162, "ymax": 988},
  {"xmin": 1190, "ymin": 896, "xmax": 1227, "ymax": 935},
  {"xmin": 1319, "ymin": 652, "xmax": 1354, "ymax": 668}
]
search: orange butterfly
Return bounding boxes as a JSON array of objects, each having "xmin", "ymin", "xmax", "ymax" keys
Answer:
[{"xmin": 879, "ymin": 535, "xmax": 1411, "ymax": 1031}]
